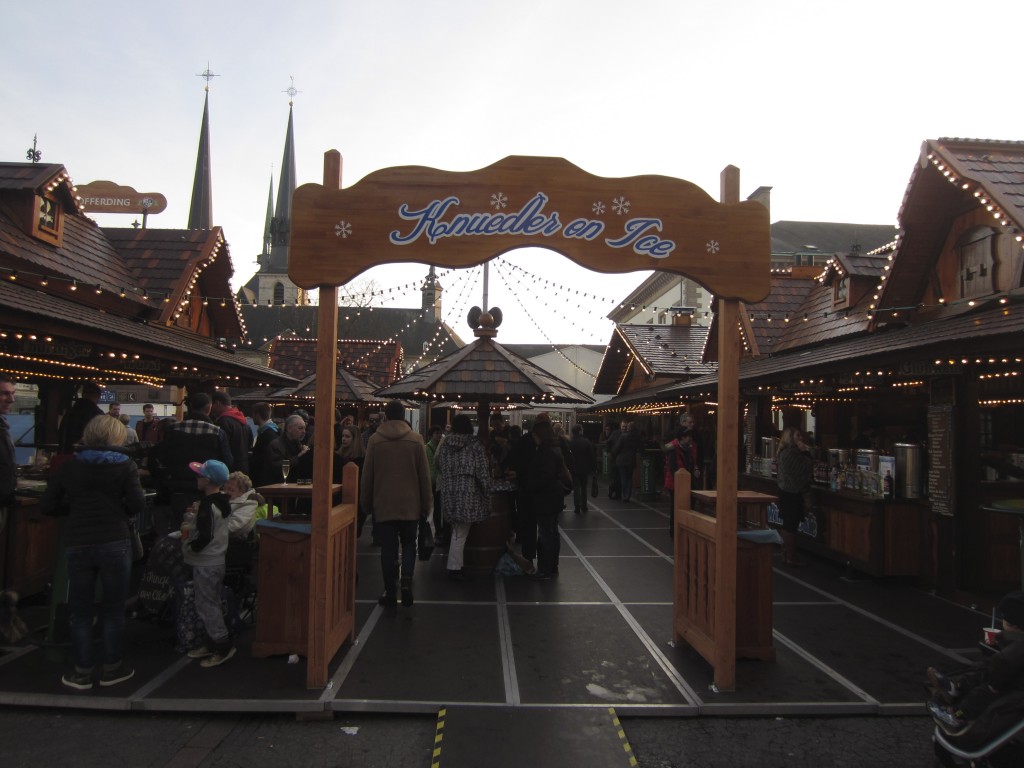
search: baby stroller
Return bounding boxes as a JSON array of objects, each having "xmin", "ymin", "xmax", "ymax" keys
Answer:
[{"xmin": 932, "ymin": 690, "xmax": 1024, "ymax": 767}]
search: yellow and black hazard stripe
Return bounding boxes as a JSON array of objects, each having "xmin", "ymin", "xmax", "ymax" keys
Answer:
[
  {"xmin": 608, "ymin": 706, "xmax": 638, "ymax": 767},
  {"xmin": 431, "ymin": 707, "xmax": 446, "ymax": 768}
]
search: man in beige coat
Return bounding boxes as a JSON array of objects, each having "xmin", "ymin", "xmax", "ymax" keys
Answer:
[{"xmin": 360, "ymin": 400, "xmax": 433, "ymax": 607}]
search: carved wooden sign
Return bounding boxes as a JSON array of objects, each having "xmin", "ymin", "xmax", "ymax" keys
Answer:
[
  {"xmin": 289, "ymin": 156, "xmax": 770, "ymax": 302},
  {"xmin": 77, "ymin": 180, "xmax": 168, "ymax": 215}
]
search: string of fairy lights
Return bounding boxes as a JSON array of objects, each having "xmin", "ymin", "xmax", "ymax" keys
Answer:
[
  {"xmin": 405, "ymin": 265, "xmax": 482, "ymax": 372},
  {"xmin": 373, "ymin": 265, "xmax": 482, "ymax": 376},
  {"xmin": 0, "ymin": 234, "xmax": 253, "ymax": 341},
  {"xmin": 491, "ymin": 260, "xmax": 602, "ymax": 379},
  {"xmin": 336, "ymin": 267, "xmax": 480, "ymax": 376}
]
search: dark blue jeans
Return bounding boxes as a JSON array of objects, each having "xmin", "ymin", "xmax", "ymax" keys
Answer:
[
  {"xmin": 617, "ymin": 464, "xmax": 635, "ymax": 501},
  {"xmin": 572, "ymin": 473, "xmax": 589, "ymax": 510},
  {"xmin": 65, "ymin": 539, "xmax": 132, "ymax": 672},
  {"xmin": 376, "ymin": 519, "xmax": 418, "ymax": 593}
]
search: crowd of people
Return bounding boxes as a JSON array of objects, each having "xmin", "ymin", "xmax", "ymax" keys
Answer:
[{"xmin": 25, "ymin": 379, "xmax": 706, "ymax": 689}]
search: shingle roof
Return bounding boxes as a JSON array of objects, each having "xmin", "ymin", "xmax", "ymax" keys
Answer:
[
  {"xmin": 0, "ymin": 280, "xmax": 294, "ymax": 387},
  {"xmin": 770, "ymin": 221, "xmax": 896, "ymax": 255},
  {"xmin": 268, "ymin": 337, "xmax": 403, "ymax": 387},
  {"xmin": 103, "ymin": 227, "xmax": 244, "ymax": 337},
  {"xmin": 593, "ymin": 323, "xmax": 713, "ymax": 395},
  {"xmin": 0, "ymin": 205, "xmax": 146, "ymax": 313},
  {"xmin": 880, "ymin": 138, "xmax": 1024, "ymax": 315},
  {"xmin": 375, "ymin": 336, "xmax": 594, "ymax": 405},
  {"xmin": 738, "ymin": 275, "xmax": 818, "ymax": 356},
  {"xmin": 253, "ymin": 368, "xmax": 384, "ymax": 406},
  {"xmin": 0, "ymin": 163, "xmax": 83, "ymax": 213},
  {"xmin": 617, "ymin": 324, "xmax": 713, "ymax": 375},
  {"xmin": 239, "ymin": 304, "xmax": 463, "ymax": 367}
]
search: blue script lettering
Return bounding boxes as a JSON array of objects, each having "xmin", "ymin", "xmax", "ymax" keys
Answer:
[
  {"xmin": 563, "ymin": 218, "xmax": 604, "ymax": 240},
  {"xmin": 390, "ymin": 193, "xmax": 562, "ymax": 245},
  {"xmin": 605, "ymin": 218, "xmax": 675, "ymax": 258}
]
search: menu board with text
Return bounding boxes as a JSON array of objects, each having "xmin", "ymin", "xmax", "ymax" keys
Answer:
[{"xmin": 927, "ymin": 405, "xmax": 954, "ymax": 516}]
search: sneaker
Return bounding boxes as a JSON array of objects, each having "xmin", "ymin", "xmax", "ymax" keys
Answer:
[
  {"xmin": 378, "ymin": 591, "xmax": 397, "ymax": 608},
  {"xmin": 61, "ymin": 670, "xmax": 94, "ymax": 691},
  {"xmin": 447, "ymin": 569, "xmax": 465, "ymax": 581},
  {"xmin": 187, "ymin": 645, "xmax": 213, "ymax": 659},
  {"xmin": 927, "ymin": 700, "xmax": 970, "ymax": 736},
  {"xmin": 401, "ymin": 586, "xmax": 414, "ymax": 607},
  {"xmin": 200, "ymin": 646, "xmax": 237, "ymax": 668},
  {"xmin": 99, "ymin": 665, "xmax": 135, "ymax": 687}
]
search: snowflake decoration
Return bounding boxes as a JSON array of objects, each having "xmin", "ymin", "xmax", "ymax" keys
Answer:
[
  {"xmin": 334, "ymin": 220, "xmax": 352, "ymax": 239},
  {"xmin": 706, "ymin": 240, "xmax": 720, "ymax": 254},
  {"xmin": 612, "ymin": 196, "xmax": 630, "ymax": 215},
  {"xmin": 490, "ymin": 192, "xmax": 508, "ymax": 210},
  {"xmin": 592, "ymin": 201, "xmax": 606, "ymax": 215}
]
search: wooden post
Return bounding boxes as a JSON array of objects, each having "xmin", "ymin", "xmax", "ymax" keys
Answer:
[
  {"xmin": 306, "ymin": 149, "xmax": 343, "ymax": 689},
  {"xmin": 712, "ymin": 165, "xmax": 742, "ymax": 691}
]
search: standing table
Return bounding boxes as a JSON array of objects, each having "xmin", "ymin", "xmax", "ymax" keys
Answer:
[
  {"xmin": 252, "ymin": 483, "xmax": 343, "ymax": 658},
  {"xmin": 691, "ymin": 489, "xmax": 779, "ymax": 529},
  {"xmin": 688, "ymin": 488, "xmax": 779, "ymax": 660}
]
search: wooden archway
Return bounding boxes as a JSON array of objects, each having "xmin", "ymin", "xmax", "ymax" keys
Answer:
[{"xmin": 290, "ymin": 152, "xmax": 770, "ymax": 690}]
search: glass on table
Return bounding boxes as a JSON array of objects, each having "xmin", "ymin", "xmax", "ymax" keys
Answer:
[{"xmin": 281, "ymin": 460, "xmax": 291, "ymax": 484}]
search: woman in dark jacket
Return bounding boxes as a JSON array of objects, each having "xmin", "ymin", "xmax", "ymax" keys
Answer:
[
  {"xmin": 42, "ymin": 415, "xmax": 146, "ymax": 690},
  {"xmin": 568, "ymin": 425, "xmax": 596, "ymax": 515},
  {"xmin": 776, "ymin": 427, "xmax": 814, "ymax": 567},
  {"xmin": 335, "ymin": 424, "xmax": 366, "ymax": 530}
]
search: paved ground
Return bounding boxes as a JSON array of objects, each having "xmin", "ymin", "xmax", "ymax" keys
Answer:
[
  {"xmin": 3, "ymin": 484, "xmax": 1001, "ymax": 766},
  {"xmin": 0, "ymin": 707, "xmax": 940, "ymax": 767}
]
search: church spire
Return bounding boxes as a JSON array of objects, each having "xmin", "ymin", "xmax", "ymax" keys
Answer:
[
  {"xmin": 269, "ymin": 82, "xmax": 298, "ymax": 271},
  {"xmin": 260, "ymin": 173, "xmax": 274, "ymax": 266},
  {"xmin": 188, "ymin": 66, "xmax": 218, "ymax": 230}
]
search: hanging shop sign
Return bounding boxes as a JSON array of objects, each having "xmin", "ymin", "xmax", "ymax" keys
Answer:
[
  {"xmin": 76, "ymin": 180, "xmax": 168, "ymax": 215},
  {"xmin": 290, "ymin": 155, "xmax": 770, "ymax": 302}
]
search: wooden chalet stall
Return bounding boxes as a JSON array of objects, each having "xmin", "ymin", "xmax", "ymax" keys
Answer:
[
  {"xmin": 288, "ymin": 152, "xmax": 770, "ymax": 690},
  {"xmin": 658, "ymin": 138, "xmax": 1024, "ymax": 598},
  {"xmin": 0, "ymin": 161, "xmax": 294, "ymax": 598}
]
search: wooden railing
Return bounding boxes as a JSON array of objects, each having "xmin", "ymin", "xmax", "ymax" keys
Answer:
[
  {"xmin": 673, "ymin": 468, "xmax": 777, "ymax": 687},
  {"xmin": 253, "ymin": 462, "xmax": 358, "ymax": 688}
]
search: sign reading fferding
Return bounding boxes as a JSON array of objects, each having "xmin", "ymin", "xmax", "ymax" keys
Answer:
[
  {"xmin": 289, "ymin": 155, "xmax": 771, "ymax": 303},
  {"xmin": 77, "ymin": 180, "xmax": 168, "ymax": 215}
]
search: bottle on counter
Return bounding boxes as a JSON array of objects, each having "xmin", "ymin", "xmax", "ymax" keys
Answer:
[{"xmin": 883, "ymin": 470, "xmax": 893, "ymax": 500}]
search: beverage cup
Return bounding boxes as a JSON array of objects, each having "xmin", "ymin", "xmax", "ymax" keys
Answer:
[
  {"xmin": 983, "ymin": 626, "xmax": 1002, "ymax": 646},
  {"xmin": 180, "ymin": 525, "xmax": 190, "ymax": 542}
]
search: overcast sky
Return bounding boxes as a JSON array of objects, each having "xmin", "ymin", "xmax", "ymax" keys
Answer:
[{"xmin": 3, "ymin": 1, "xmax": 1021, "ymax": 344}]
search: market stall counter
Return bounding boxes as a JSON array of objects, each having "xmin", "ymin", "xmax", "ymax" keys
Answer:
[
  {"xmin": 740, "ymin": 473, "xmax": 928, "ymax": 578},
  {"xmin": 1, "ymin": 486, "xmax": 58, "ymax": 599}
]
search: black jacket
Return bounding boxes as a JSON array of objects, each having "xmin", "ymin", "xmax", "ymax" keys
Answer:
[
  {"xmin": 250, "ymin": 423, "xmax": 280, "ymax": 487},
  {"xmin": 528, "ymin": 441, "xmax": 567, "ymax": 515},
  {"xmin": 57, "ymin": 398, "xmax": 103, "ymax": 454},
  {"xmin": 151, "ymin": 414, "xmax": 232, "ymax": 497},
  {"xmin": 569, "ymin": 435, "xmax": 596, "ymax": 476},
  {"xmin": 41, "ymin": 449, "xmax": 146, "ymax": 547}
]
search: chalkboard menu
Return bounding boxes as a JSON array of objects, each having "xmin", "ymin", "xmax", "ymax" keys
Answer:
[{"xmin": 927, "ymin": 404, "xmax": 954, "ymax": 516}]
